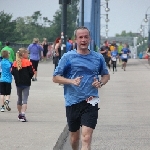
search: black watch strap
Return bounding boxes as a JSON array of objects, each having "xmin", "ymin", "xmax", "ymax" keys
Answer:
[{"xmin": 100, "ymin": 81, "xmax": 104, "ymax": 87}]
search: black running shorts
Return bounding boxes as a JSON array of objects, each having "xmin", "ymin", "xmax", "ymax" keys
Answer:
[
  {"xmin": 66, "ymin": 100, "xmax": 99, "ymax": 132},
  {"xmin": 122, "ymin": 59, "xmax": 128, "ymax": 62},
  {"xmin": 30, "ymin": 59, "xmax": 39, "ymax": 71},
  {"xmin": 0, "ymin": 82, "xmax": 11, "ymax": 95}
]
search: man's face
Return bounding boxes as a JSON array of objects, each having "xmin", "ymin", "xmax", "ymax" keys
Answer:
[{"xmin": 75, "ymin": 29, "xmax": 90, "ymax": 50}]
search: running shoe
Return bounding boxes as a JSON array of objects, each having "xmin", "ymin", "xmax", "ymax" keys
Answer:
[
  {"xmin": 34, "ymin": 78, "xmax": 37, "ymax": 81},
  {"xmin": 18, "ymin": 115, "xmax": 27, "ymax": 122},
  {"xmin": 18, "ymin": 114, "xmax": 22, "ymax": 121},
  {"xmin": 1, "ymin": 106, "xmax": 5, "ymax": 112},
  {"xmin": 32, "ymin": 78, "xmax": 35, "ymax": 81},
  {"xmin": 4, "ymin": 100, "xmax": 11, "ymax": 111}
]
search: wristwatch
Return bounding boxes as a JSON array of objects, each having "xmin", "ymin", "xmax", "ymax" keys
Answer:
[{"xmin": 100, "ymin": 81, "xmax": 104, "ymax": 87}]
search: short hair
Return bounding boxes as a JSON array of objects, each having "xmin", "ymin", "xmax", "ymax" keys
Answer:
[
  {"xmin": 5, "ymin": 41, "xmax": 10, "ymax": 46},
  {"xmin": 33, "ymin": 38, "xmax": 39, "ymax": 43},
  {"xmin": 74, "ymin": 26, "xmax": 90, "ymax": 38},
  {"xmin": 1, "ymin": 50, "xmax": 9, "ymax": 58}
]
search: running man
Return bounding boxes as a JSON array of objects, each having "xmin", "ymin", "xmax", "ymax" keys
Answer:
[
  {"xmin": 53, "ymin": 26, "xmax": 110, "ymax": 150},
  {"xmin": 121, "ymin": 43, "xmax": 130, "ymax": 71}
]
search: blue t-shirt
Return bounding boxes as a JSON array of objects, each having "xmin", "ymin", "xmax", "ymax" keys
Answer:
[
  {"xmin": 0, "ymin": 58, "xmax": 12, "ymax": 83},
  {"xmin": 27, "ymin": 43, "xmax": 43, "ymax": 61},
  {"xmin": 66, "ymin": 42, "xmax": 72, "ymax": 52},
  {"xmin": 111, "ymin": 50, "xmax": 118, "ymax": 57},
  {"xmin": 53, "ymin": 50, "xmax": 109, "ymax": 106},
  {"xmin": 121, "ymin": 48, "xmax": 130, "ymax": 59}
]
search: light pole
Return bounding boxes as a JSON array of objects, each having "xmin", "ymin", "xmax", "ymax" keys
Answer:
[
  {"xmin": 143, "ymin": 6, "xmax": 150, "ymax": 46},
  {"xmin": 100, "ymin": 0, "xmax": 110, "ymax": 44},
  {"xmin": 133, "ymin": 37, "xmax": 138, "ymax": 58},
  {"xmin": 81, "ymin": 0, "xmax": 84, "ymax": 26},
  {"xmin": 100, "ymin": 14, "xmax": 110, "ymax": 43},
  {"xmin": 100, "ymin": 0, "xmax": 110, "ymax": 12}
]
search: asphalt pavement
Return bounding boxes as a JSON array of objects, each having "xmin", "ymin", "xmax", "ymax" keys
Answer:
[
  {"xmin": 62, "ymin": 59, "xmax": 150, "ymax": 150},
  {"xmin": 0, "ymin": 58, "xmax": 150, "ymax": 150}
]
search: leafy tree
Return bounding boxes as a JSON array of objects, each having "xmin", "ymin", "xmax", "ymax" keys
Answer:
[
  {"xmin": 0, "ymin": 11, "xmax": 16, "ymax": 42},
  {"xmin": 0, "ymin": 0, "xmax": 80, "ymax": 44},
  {"xmin": 49, "ymin": 0, "xmax": 80, "ymax": 42},
  {"xmin": 115, "ymin": 30, "xmax": 140, "ymax": 37}
]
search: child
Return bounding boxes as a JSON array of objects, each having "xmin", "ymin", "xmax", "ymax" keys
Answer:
[
  {"xmin": 0, "ymin": 56, "xmax": 2, "ymax": 97},
  {"xmin": 11, "ymin": 48, "xmax": 35, "ymax": 122},
  {"xmin": 0, "ymin": 51, "xmax": 12, "ymax": 112},
  {"xmin": 111, "ymin": 46, "xmax": 118, "ymax": 74}
]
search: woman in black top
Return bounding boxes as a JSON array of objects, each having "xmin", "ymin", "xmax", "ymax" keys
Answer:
[{"xmin": 42, "ymin": 38, "xmax": 48, "ymax": 61}]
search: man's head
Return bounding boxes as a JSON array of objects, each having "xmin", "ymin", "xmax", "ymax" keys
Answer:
[
  {"xmin": 74, "ymin": 26, "xmax": 90, "ymax": 51},
  {"xmin": 5, "ymin": 41, "xmax": 10, "ymax": 46}
]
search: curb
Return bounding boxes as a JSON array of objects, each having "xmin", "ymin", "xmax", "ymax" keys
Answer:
[{"xmin": 53, "ymin": 124, "xmax": 69, "ymax": 150}]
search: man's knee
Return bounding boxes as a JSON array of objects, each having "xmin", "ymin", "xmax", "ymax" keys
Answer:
[
  {"xmin": 81, "ymin": 126, "xmax": 93, "ymax": 144},
  {"xmin": 70, "ymin": 131, "xmax": 80, "ymax": 150}
]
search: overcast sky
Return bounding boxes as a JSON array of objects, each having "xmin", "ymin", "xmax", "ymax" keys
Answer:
[{"xmin": 0, "ymin": 0, "xmax": 150, "ymax": 37}]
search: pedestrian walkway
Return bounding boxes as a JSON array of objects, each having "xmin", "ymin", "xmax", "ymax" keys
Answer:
[
  {"xmin": 62, "ymin": 59, "xmax": 150, "ymax": 150},
  {"xmin": 0, "ymin": 59, "xmax": 150, "ymax": 150},
  {"xmin": 0, "ymin": 60, "xmax": 67, "ymax": 150}
]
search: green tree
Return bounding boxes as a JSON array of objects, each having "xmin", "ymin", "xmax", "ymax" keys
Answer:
[
  {"xmin": 0, "ymin": 11, "xmax": 16, "ymax": 42},
  {"xmin": 115, "ymin": 30, "xmax": 139, "ymax": 37},
  {"xmin": 49, "ymin": 0, "xmax": 80, "ymax": 42}
]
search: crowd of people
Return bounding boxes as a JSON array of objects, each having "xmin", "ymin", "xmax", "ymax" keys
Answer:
[
  {"xmin": 0, "ymin": 28, "xmax": 139, "ymax": 149},
  {"xmin": 100, "ymin": 40, "xmax": 131, "ymax": 73},
  {"xmin": 0, "ymin": 27, "xmax": 109, "ymax": 149},
  {"xmin": 0, "ymin": 35, "xmax": 75, "ymax": 120}
]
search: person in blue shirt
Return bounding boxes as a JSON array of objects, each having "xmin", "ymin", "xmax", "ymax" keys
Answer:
[
  {"xmin": 0, "ymin": 51, "xmax": 12, "ymax": 112},
  {"xmin": 121, "ymin": 43, "xmax": 130, "ymax": 71},
  {"xmin": 27, "ymin": 38, "xmax": 43, "ymax": 81},
  {"xmin": 66, "ymin": 40, "xmax": 72, "ymax": 52},
  {"xmin": 53, "ymin": 26, "xmax": 110, "ymax": 150},
  {"xmin": 111, "ymin": 46, "xmax": 118, "ymax": 73}
]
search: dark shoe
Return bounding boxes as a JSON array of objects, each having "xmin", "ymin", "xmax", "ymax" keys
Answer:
[
  {"xmin": 4, "ymin": 100, "xmax": 11, "ymax": 111},
  {"xmin": 34, "ymin": 78, "xmax": 37, "ymax": 81},
  {"xmin": 32, "ymin": 78, "xmax": 35, "ymax": 81},
  {"xmin": 18, "ymin": 115, "xmax": 27, "ymax": 122},
  {"xmin": 18, "ymin": 114, "xmax": 22, "ymax": 121}
]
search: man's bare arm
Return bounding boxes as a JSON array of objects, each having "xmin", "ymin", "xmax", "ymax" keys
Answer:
[{"xmin": 53, "ymin": 75, "xmax": 83, "ymax": 86}]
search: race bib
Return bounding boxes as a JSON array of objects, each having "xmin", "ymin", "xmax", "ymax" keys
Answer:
[
  {"xmin": 112, "ymin": 57, "xmax": 116, "ymax": 61},
  {"xmin": 122, "ymin": 54, "xmax": 127, "ymax": 59},
  {"xmin": 87, "ymin": 97, "xmax": 100, "ymax": 106}
]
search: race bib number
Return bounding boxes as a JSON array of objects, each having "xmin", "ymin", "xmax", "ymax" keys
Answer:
[
  {"xmin": 87, "ymin": 97, "xmax": 100, "ymax": 106},
  {"xmin": 112, "ymin": 57, "xmax": 116, "ymax": 61},
  {"xmin": 122, "ymin": 54, "xmax": 127, "ymax": 59}
]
